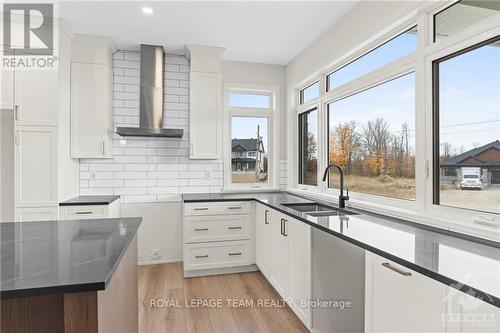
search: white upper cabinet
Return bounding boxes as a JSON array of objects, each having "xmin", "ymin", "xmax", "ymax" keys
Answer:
[
  {"xmin": 14, "ymin": 126, "xmax": 58, "ymax": 207},
  {"xmin": 186, "ymin": 45, "xmax": 225, "ymax": 159},
  {"xmin": 365, "ymin": 252, "xmax": 447, "ymax": 333},
  {"xmin": 70, "ymin": 34, "xmax": 113, "ymax": 159},
  {"xmin": 14, "ymin": 69, "xmax": 58, "ymax": 126},
  {"xmin": 70, "ymin": 62, "xmax": 112, "ymax": 158}
]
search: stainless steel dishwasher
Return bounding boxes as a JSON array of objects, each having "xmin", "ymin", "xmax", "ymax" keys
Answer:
[{"xmin": 311, "ymin": 227, "xmax": 365, "ymax": 333}]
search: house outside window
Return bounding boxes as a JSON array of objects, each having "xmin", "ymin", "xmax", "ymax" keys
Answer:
[{"xmin": 224, "ymin": 84, "xmax": 279, "ymax": 189}]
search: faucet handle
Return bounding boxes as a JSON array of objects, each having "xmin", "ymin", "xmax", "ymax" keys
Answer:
[{"xmin": 345, "ymin": 188, "xmax": 350, "ymax": 199}]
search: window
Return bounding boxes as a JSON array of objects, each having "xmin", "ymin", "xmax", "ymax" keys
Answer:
[
  {"xmin": 433, "ymin": 36, "xmax": 500, "ymax": 214},
  {"xmin": 328, "ymin": 73, "xmax": 416, "ymax": 200},
  {"xmin": 434, "ymin": 1, "xmax": 499, "ymax": 42},
  {"xmin": 300, "ymin": 81, "xmax": 319, "ymax": 104},
  {"xmin": 298, "ymin": 109, "xmax": 318, "ymax": 186},
  {"xmin": 327, "ymin": 27, "xmax": 417, "ymax": 91},
  {"xmin": 231, "ymin": 117, "xmax": 268, "ymax": 183},
  {"xmin": 229, "ymin": 92, "xmax": 271, "ymax": 108}
]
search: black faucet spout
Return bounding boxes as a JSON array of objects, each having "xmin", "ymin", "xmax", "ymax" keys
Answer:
[{"xmin": 322, "ymin": 163, "xmax": 349, "ymax": 208}]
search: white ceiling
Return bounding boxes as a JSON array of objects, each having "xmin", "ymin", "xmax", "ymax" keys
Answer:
[{"xmin": 60, "ymin": 1, "xmax": 357, "ymax": 65}]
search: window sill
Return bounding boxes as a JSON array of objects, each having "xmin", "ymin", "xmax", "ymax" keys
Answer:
[{"xmin": 287, "ymin": 188, "xmax": 500, "ymax": 243}]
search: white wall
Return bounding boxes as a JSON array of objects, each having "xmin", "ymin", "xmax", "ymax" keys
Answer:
[{"xmin": 121, "ymin": 202, "xmax": 182, "ymax": 263}]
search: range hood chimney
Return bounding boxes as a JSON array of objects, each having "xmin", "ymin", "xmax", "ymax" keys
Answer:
[{"xmin": 115, "ymin": 44, "xmax": 183, "ymax": 138}]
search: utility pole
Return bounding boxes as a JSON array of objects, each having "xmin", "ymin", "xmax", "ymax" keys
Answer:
[{"xmin": 256, "ymin": 125, "xmax": 260, "ymax": 180}]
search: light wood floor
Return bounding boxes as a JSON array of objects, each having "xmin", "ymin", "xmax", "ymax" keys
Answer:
[{"xmin": 138, "ymin": 263, "xmax": 309, "ymax": 333}]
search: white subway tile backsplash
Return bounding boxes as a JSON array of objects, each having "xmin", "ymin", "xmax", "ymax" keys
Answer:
[{"xmin": 79, "ymin": 50, "xmax": 227, "ymax": 203}]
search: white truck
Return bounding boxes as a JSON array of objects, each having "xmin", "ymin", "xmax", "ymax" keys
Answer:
[{"xmin": 459, "ymin": 167, "xmax": 483, "ymax": 190}]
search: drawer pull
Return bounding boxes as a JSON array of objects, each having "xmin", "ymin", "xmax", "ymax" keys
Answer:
[
  {"xmin": 382, "ymin": 262, "xmax": 412, "ymax": 276},
  {"xmin": 228, "ymin": 226, "xmax": 242, "ymax": 230},
  {"xmin": 265, "ymin": 210, "xmax": 269, "ymax": 224},
  {"xmin": 194, "ymin": 208, "xmax": 209, "ymax": 211},
  {"xmin": 228, "ymin": 206, "xmax": 242, "ymax": 210},
  {"xmin": 76, "ymin": 211, "xmax": 93, "ymax": 215},
  {"xmin": 195, "ymin": 228, "xmax": 209, "ymax": 231},
  {"xmin": 195, "ymin": 255, "xmax": 209, "ymax": 259},
  {"xmin": 228, "ymin": 252, "xmax": 242, "ymax": 256}
]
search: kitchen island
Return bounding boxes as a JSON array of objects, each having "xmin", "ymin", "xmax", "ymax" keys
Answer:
[{"xmin": 0, "ymin": 217, "xmax": 141, "ymax": 333}]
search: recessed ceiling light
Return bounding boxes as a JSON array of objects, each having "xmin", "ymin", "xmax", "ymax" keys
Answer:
[{"xmin": 141, "ymin": 7, "xmax": 153, "ymax": 15}]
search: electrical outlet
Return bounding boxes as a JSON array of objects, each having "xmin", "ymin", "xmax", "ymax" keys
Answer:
[{"xmin": 150, "ymin": 248, "xmax": 162, "ymax": 260}]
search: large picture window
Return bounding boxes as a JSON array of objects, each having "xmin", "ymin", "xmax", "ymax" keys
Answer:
[
  {"xmin": 298, "ymin": 109, "xmax": 318, "ymax": 186},
  {"xmin": 328, "ymin": 73, "xmax": 416, "ymax": 200},
  {"xmin": 433, "ymin": 36, "xmax": 500, "ymax": 214}
]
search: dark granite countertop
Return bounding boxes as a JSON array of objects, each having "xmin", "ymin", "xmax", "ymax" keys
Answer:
[
  {"xmin": 183, "ymin": 192, "xmax": 500, "ymax": 308},
  {"xmin": 0, "ymin": 217, "xmax": 141, "ymax": 299},
  {"xmin": 59, "ymin": 195, "xmax": 120, "ymax": 206}
]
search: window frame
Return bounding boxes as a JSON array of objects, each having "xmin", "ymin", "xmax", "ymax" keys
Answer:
[
  {"xmin": 223, "ymin": 83, "xmax": 280, "ymax": 191},
  {"xmin": 298, "ymin": 107, "xmax": 319, "ymax": 187},
  {"xmin": 287, "ymin": 1, "xmax": 500, "ymax": 239}
]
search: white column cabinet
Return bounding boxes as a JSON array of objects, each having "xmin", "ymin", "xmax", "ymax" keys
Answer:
[
  {"xmin": 14, "ymin": 69, "xmax": 58, "ymax": 126},
  {"xmin": 70, "ymin": 62, "xmax": 112, "ymax": 158},
  {"xmin": 365, "ymin": 252, "xmax": 447, "ymax": 333},
  {"xmin": 14, "ymin": 126, "xmax": 58, "ymax": 207}
]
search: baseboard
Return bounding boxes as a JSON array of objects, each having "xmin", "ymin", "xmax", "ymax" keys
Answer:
[
  {"xmin": 183, "ymin": 264, "xmax": 259, "ymax": 277},
  {"xmin": 138, "ymin": 259, "xmax": 182, "ymax": 266}
]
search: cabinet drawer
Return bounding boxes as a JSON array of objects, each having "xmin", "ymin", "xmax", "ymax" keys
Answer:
[
  {"xmin": 185, "ymin": 214, "xmax": 250, "ymax": 243},
  {"xmin": 184, "ymin": 240, "xmax": 250, "ymax": 271},
  {"xmin": 60, "ymin": 205, "xmax": 108, "ymax": 220},
  {"xmin": 184, "ymin": 201, "xmax": 250, "ymax": 216}
]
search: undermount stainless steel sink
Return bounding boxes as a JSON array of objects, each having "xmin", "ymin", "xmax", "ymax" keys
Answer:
[
  {"xmin": 281, "ymin": 203, "xmax": 336, "ymax": 212},
  {"xmin": 281, "ymin": 202, "xmax": 358, "ymax": 216}
]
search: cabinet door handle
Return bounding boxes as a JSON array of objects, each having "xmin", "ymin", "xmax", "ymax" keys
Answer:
[
  {"xmin": 194, "ymin": 207, "xmax": 208, "ymax": 211},
  {"xmin": 76, "ymin": 211, "xmax": 93, "ymax": 215},
  {"xmin": 382, "ymin": 262, "xmax": 412, "ymax": 276},
  {"xmin": 228, "ymin": 206, "xmax": 242, "ymax": 210},
  {"xmin": 228, "ymin": 252, "xmax": 242, "ymax": 256},
  {"xmin": 195, "ymin": 255, "xmax": 209, "ymax": 259},
  {"xmin": 264, "ymin": 210, "xmax": 269, "ymax": 224},
  {"xmin": 280, "ymin": 218, "xmax": 284, "ymax": 235},
  {"xmin": 101, "ymin": 141, "xmax": 106, "ymax": 154},
  {"xmin": 195, "ymin": 228, "xmax": 208, "ymax": 231},
  {"xmin": 228, "ymin": 226, "xmax": 242, "ymax": 230},
  {"xmin": 283, "ymin": 219, "xmax": 288, "ymax": 236},
  {"xmin": 14, "ymin": 105, "xmax": 20, "ymax": 121}
]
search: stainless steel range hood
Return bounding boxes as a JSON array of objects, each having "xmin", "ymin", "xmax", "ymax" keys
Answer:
[{"xmin": 115, "ymin": 44, "xmax": 183, "ymax": 138}]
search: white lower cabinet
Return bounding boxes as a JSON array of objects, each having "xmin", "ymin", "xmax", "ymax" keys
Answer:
[
  {"xmin": 183, "ymin": 201, "xmax": 254, "ymax": 276},
  {"xmin": 446, "ymin": 286, "xmax": 500, "ymax": 333},
  {"xmin": 255, "ymin": 204, "xmax": 311, "ymax": 328},
  {"xmin": 255, "ymin": 203, "xmax": 272, "ymax": 278},
  {"xmin": 59, "ymin": 201, "xmax": 120, "ymax": 220},
  {"xmin": 365, "ymin": 252, "xmax": 447, "ymax": 333}
]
